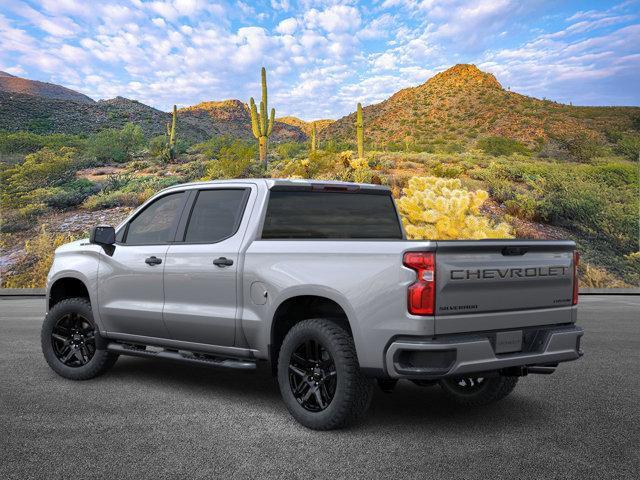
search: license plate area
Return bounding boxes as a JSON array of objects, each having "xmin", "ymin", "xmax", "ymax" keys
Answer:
[{"xmin": 495, "ymin": 330, "xmax": 523, "ymax": 354}]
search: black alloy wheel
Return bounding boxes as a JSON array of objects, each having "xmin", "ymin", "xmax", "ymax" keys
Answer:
[
  {"xmin": 51, "ymin": 312, "xmax": 96, "ymax": 367},
  {"xmin": 288, "ymin": 339, "xmax": 337, "ymax": 412}
]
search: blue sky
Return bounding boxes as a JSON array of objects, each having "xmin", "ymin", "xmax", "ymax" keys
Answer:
[{"xmin": 0, "ymin": 0, "xmax": 638, "ymax": 120}]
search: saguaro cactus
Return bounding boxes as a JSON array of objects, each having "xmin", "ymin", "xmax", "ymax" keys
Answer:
[
  {"xmin": 355, "ymin": 102, "xmax": 364, "ymax": 160},
  {"xmin": 250, "ymin": 67, "xmax": 275, "ymax": 167},
  {"xmin": 310, "ymin": 122, "xmax": 317, "ymax": 152},
  {"xmin": 165, "ymin": 104, "xmax": 177, "ymax": 161}
]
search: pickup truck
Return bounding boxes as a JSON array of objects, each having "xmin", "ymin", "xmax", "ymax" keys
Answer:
[{"xmin": 42, "ymin": 179, "xmax": 583, "ymax": 430}]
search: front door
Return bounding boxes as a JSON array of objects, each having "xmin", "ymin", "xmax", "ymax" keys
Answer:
[
  {"xmin": 98, "ymin": 191, "xmax": 187, "ymax": 338},
  {"xmin": 162, "ymin": 187, "xmax": 252, "ymax": 346}
]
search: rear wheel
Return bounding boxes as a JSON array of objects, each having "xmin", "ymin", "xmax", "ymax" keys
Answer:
[
  {"xmin": 41, "ymin": 298, "xmax": 118, "ymax": 380},
  {"xmin": 439, "ymin": 375, "xmax": 518, "ymax": 407},
  {"xmin": 277, "ymin": 318, "xmax": 373, "ymax": 430}
]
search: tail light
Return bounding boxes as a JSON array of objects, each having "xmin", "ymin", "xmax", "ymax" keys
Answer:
[
  {"xmin": 403, "ymin": 252, "xmax": 435, "ymax": 315},
  {"xmin": 572, "ymin": 251, "xmax": 580, "ymax": 305}
]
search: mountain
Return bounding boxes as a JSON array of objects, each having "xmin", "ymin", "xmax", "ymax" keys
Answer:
[
  {"xmin": 0, "ymin": 91, "xmax": 209, "ymax": 141},
  {"xmin": 277, "ymin": 116, "xmax": 334, "ymax": 135},
  {"xmin": 0, "ymin": 77, "xmax": 306, "ymax": 143},
  {"xmin": 179, "ymin": 100, "xmax": 306, "ymax": 142},
  {"xmin": 0, "ymin": 71, "xmax": 94, "ymax": 104},
  {"xmin": 321, "ymin": 64, "xmax": 640, "ymax": 148}
]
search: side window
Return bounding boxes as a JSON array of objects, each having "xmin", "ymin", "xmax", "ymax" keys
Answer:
[
  {"xmin": 183, "ymin": 189, "xmax": 248, "ymax": 243},
  {"xmin": 124, "ymin": 192, "xmax": 185, "ymax": 245}
]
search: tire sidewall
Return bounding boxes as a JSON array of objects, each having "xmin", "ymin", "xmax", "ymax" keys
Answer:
[{"xmin": 277, "ymin": 320, "xmax": 355, "ymax": 429}]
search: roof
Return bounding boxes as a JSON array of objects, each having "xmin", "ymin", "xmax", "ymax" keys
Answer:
[{"xmin": 158, "ymin": 178, "xmax": 391, "ymax": 194}]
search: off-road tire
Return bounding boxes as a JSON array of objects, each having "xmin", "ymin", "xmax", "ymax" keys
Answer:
[
  {"xmin": 277, "ymin": 318, "xmax": 373, "ymax": 430},
  {"xmin": 439, "ymin": 376, "xmax": 518, "ymax": 407},
  {"xmin": 41, "ymin": 298, "xmax": 118, "ymax": 380}
]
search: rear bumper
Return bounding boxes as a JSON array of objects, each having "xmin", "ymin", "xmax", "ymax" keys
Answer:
[{"xmin": 384, "ymin": 324, "xmax": 583, "ymax": 379}]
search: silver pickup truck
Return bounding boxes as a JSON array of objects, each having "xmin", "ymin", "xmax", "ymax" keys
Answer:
[{"xmin": 42, "ymin": 179, "xmax": 583, "ymax": 429}]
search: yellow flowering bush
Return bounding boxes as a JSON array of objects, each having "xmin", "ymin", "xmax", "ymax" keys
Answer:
[{"xmin": 397, "ymin": 176, "xmax": 513, "ymax": 240}]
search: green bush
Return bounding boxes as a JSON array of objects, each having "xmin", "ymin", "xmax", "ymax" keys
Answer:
[
  {"xmin": 0, "ymin": 147, "xmax": 79, "ymax": 209},
  {"xmin": 203, "ymin": 140, "xmax": 257, "ymax": 179},
  {"xmin": 555, "ymin": 132, "xmax": 603, "ymax": 162},
  {"xmin": 0, "ymin": 131, "xmax": 87, "ymax": 154},
  {"xmin": 504, "ymin": 194, "xmax": 540, "ymax": 220},
  {"xmin": 477, "ymin": 136, "xmax": 529, "ymax": 156},
  {"xmin": 275, "ymin": 141, "xmax": 306, "ymax": 160},
  {"xmin": 88, "ymin": 123, "xmax": 144, "ymax": 162},
  {"xmin": 615, "ymin": 133, "xmax": 640, "ymax": 160},
  {"xmin": 432, "ymin": 163, "xmax": 464, "ymax": 178},
  {"xmin": 192, "ymin": 136, "xmax": 245, "ymax": 159},
  {"xmin": 0, "ymin": 203, "xmax": 46, "ymax": 232},
  {"xmin": 148, "ymin": 135, "xmax": 167, "ymax": 157},
  {"xmin": 82, "ymin": 191, "xmax": 145, "ymax": 210}
]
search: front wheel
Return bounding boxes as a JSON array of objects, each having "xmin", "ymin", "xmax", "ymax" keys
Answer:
[
  {"xmin": 277, "ymin": 318, "xmax": 373, "ymax": 430},
  {"xmin": 41, "ymin": 298, "xmax": 118, "ymax": 380},
  {"xmin": 439, "ymin": 375, "xmax": 518, "ymax": 407}
]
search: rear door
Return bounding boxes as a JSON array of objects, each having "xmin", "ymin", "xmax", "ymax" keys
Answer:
[
  {"xmin": 162, "ymin": 185, "xmax": 253, "ymax": 346},
  {"xmin": 434, "ymin": 240, "xmax": 575, "ymax": 334}
]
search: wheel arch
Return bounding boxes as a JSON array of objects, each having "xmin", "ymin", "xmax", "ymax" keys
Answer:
[
  {"xmin": 48, "ymin": 276, "xmax": 91, "ymax": 310},
  {"xmin": 269, "ymin": 294, "xmax": 353, "ymax": 374}
]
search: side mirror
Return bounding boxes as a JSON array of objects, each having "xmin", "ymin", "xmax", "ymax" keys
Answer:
[{"xmin": 90, "ymin": 225, "xmax": 116, "ymax": 246}]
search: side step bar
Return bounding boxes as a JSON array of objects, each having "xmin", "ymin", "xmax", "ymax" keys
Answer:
[{"xmin": 107, "ymin": 342, "xmax": 257, "ymax": 370}]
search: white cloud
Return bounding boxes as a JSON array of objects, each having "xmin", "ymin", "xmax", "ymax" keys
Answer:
[
  {"xmin": 271, "ymin": 0, "xmax": 291, "ymax": 11},
  {"xmin": 276, "ymin": 17, "xmax": 298, "ymax": 35},
  {"xmin": 305, "ymin": 5, "xmax": 361, "ymax": 33},
  {"xmin": 9, "ymin": 2, "xmax": 80, "ymax": 37}
]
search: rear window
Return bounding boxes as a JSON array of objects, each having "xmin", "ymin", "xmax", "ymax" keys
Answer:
[{"xmin": 262, "ymin": 190, "xmax": 403, "ymax": 239}]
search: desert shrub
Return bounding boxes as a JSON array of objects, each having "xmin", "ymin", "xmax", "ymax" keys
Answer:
[
  {"xmin": 477, "ymin": 136, "xmax": 529, "ymax": 156},
  {"xmin": 0, "ymin": 147, "xmax": 79, "ymax": 209},
  {"xmin": 578, "ymin": 263, "xmax": 628, "ymax": 288},
  {"xmin": 275, "ymin": 141, "xmax": 306, "ymax": 160},
  {"xmin": 397, "ymin": 176, "xmax": 513, "ymax": 240},
  {"xmin": 555, "ymin": 132, "xmax": 603, "ymax": 162},
  {"xmin": 29, "ymin": 178, "xmax": 99, "ymax": 210},
  {"xmin": 432, "ymin": 163, "xmax": 463, "ymax": 178},
  {"xmin": 193, "ymin": 136, "xmax": 253, "ymax": 159},
  {"xmin": 1, "ymin": 227, "xmax": 78, "ymax": 288},
  {"xmin": 615, "ymin": 133, "xmax": 640, "ymax": 160},
  {"xmin": 88, "ymin": 123, "xmax": 144, "ymax": 162},
  {"xmin": 174, "ymin": 160, "xmax": 206, "ymax": 182},
  {"xmin": 0, "ymin": 203, "xmax": 47, "ymax": 232},
  {"xmin": 475, "ymin": 158, "xmax": 638, "ymax": 255},
  {"xmin": 277, "ymin": 151, "xmax": 338, "ymax": 179},
  {"xmin": 82, "ymin": 190, "xmax": 147, "ymax": 210},
  {"xmin": 504, "ymin": 194, "xmax": 540, "ymax": 220},
  {"xmin": 203, "ymin": 140, "xmax": 256, "ymax": 179},
  {"xmin": 0, "ymin": 131, "xmax": 87, "ymax": 154},
  {"xmin": 148, "ymin": 135, "xmax": 167, "ymax": 157}
]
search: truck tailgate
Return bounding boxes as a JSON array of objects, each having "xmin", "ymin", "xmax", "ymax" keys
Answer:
[{"xmin": 434, "ymin": 240, "xmax": 576, "ymax": 335}]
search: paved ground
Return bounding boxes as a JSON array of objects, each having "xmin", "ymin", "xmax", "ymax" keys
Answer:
[{"xmin": 1, "ymin": 296, "xmax": 638, "ymax": 479}]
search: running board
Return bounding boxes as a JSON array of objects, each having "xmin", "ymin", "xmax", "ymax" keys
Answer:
[{"xmin": 106, "ymin": 342, "xmax": 257, "ymax": 370}]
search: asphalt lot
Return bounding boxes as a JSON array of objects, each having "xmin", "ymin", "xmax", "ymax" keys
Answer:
[{"xmin": 1, "ymin": 296, "xmax": 638, "ymax": 479}]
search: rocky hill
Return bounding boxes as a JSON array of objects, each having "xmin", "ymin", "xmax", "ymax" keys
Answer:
[
  {"xmin": 277, "ymin": 116, "xmax": 334, "ymax": 135},
  {"xmin": 179, "ymin": 100, "xmax": 306, "ymax": 142},
  {"xmin": 0, "ymin": 92, "xmax": 305, "ymax": 144},
  {"xmin": 0, "ymin": 91, "xmax": 211, "ymax": 141},
  {"xmin": 321, "ymin": 64, "xmax": 640, "ymax": 148},
  {"xmin": 0, "ymin": 71, "xmax": 94, "ymax": 104}
]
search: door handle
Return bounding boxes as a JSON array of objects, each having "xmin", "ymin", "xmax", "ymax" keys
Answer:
[
  {"xmin": 213, "ymin": 257, "xmax": 234, "ymax": 267},
  {"xmin": 145, "ymin": 256, "xmax": 162, "ymax": 266}
]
